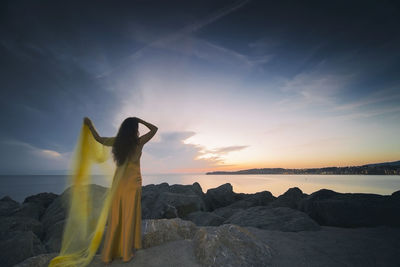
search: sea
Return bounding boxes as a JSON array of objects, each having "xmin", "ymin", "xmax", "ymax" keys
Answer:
[{"xmin": 1, "ymin": 174, "xmax": 400, "ymax": 203}]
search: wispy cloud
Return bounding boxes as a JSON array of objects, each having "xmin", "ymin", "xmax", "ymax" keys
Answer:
[
  {"xmin": 280, "ymin": 70, "xmax": 356, "ymax": 106},
  {"xmin": 97, "ymin": 0, "xmax": 251, "ymax": 79},
  {"xmin": 210, "ymin": 145, "xmax": 248, "ymax": 154},
  {"xmin": 139, "ymin": 131, "xmax": 248, "ymax": 173},
  {"xmin": 334, "ymin": 86, "xmax": 400, "ymax": 111},
  {"xmin": 1, "ymin": 139, "xmax": 68, "ymax": 159},
  {"xmin": 0, "ymin": 138, "xmax": 71, "ymax": 174},
  {"xmin": 197, "ymin": 145, "xmax": 248, "ymax": 162}
]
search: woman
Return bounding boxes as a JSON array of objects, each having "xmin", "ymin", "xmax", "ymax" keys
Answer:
[{"xmin": 84, "ymin": 116, "xmax": 158, "ymax": 264}]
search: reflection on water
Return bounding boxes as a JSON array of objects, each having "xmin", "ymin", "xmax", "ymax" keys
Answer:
[{"xmin": 1, "ymin": 174, "xmax": 400, "ymax": 202}]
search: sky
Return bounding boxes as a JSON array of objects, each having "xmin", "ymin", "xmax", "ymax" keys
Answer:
[{"xmin": 0, "ymin": 0, "xmax": 399, "ymax": 174}]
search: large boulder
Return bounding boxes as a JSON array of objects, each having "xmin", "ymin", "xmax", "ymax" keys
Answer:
[
  {"xmin": 141, "ymin": 218, "xmax": 198, "ymax": 248},
  {"xmin": 246, "ymin": 225, "xmax": 400, "ymax": 267},
  {"xmin": 43, "ymin": 220, "xmax": 65, "ymax": 252},
  {"xmin": 183, "ymin": 211, "xmax": 226, "ymax": 226},
  {"xmin": 271, "ymin": 187, "xmax": 308, "ymax": 209},
  {"xmin": 0, "ymin": 195, "xmax": 21, "ymax": 216},
  {"xmin": 41, "ymin": 184, "xmax": 109, "ymax": 251},
  {"xmin": 299, "ymin": 189, "xmax": 400, "ymax": 227},
  {"xmin": 141, "ymin": 182, "xmax": 207, "ymax": 219},
  {"xmin": 0, "ymin": 230, "xmax": 46, "ymax": 267},
  {"xmin": 209, "ymin": 190, "xmax": 276, "ymax": 220},
  {"xmin": 11, "ymin": 202, "xmax": 45, "ymax": 220},
  {"xmin": 14, "ymin": 253, "xmax": 58, "ymax": 267},
  {"xmin": 193, "ymin": 224, "xmax": 271, "ymax": 267},
  {"xmin": 0, "ymin": 216, "xmax": 43, "ymax": 239},
  {"xmin": 169, "ymin": 182, "xmax": 204, "ymax": 198},
  {"xmin": 16, "ymin": 225, "xmax": 400, "ymax": 267},
  {"xmin": 227, "ymin": 190, "xmax": 276, "ymax": 209},
  {"xmin": 12, "ymin": 192, "xmax": 59, "ymax": 221},
  {"xmin": 224, "ymin": 206, "xmax": 321, "ymax": 232},
  {"xmin": 212, "ymin": 206, "xmax": 244, "ymax": 219},
  {"xmin": 141, "ymin": 183, "xmax": 171, "ymax": 219},
  {"xmin": 204, "ymin": 183, "xmax": 245, "ymax": 211},
  {"xmin": 152, "ymin": 192, "xmax": 206, "ymax": 218},
  {"xmin": 23, "ymin": 192, "xmax": 59, "ymax": 209}
]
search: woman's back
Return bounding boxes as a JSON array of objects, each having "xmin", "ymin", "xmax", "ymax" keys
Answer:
[
  {"xmin": 124, "ymin": 141, "xmax": 144, "ymax": 179},
  {"xmin": 127, "ymin": 141, "xmax": 143, "ymax": 164}
]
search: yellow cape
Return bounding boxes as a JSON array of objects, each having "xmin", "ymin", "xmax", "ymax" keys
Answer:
[{"xmin": 48, "ymin": 123, "xmax": 128, "ymax": 267}]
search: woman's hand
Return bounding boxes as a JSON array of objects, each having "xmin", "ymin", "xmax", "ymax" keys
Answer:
[{"xmin": 83, "ymin": 117, "xmax": 92, "ymax": 126}]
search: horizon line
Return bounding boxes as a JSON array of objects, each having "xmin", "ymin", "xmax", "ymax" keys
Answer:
[{"xmin": 1, "ymin": 159, "xmax": 399, "ymax": 176}]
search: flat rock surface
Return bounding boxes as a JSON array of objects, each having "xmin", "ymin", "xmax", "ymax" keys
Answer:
[
  {"xmin": 16, "ymin": 240, "xmax": 202, "ymax": 267},
  {"xmin": 247, "ymin": 226, "xmax": 400, "ymax": 267},
  {"xmin": 16, "ymin": 225, "xmax": 400, "ymax": 267},
  {"xmin": 224, "ymin": 206, "xmax": 320, "ymax": 232},
  {"xmin": 90, "ymin": 240, "xmax": 201, "ymax": 267}
]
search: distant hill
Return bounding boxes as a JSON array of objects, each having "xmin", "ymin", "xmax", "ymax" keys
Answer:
[
  {"xmin": 362, "ymin": 160, "xmax": 400, "ymax": 167},
  {"xmin": 206, "ymin": 161, "xmax": 400, "ymax": 175}
]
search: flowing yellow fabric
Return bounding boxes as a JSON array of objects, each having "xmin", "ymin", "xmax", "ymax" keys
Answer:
[{"xmin": 49, "ymin": 123, "xmax": 128, "ymax": 267}]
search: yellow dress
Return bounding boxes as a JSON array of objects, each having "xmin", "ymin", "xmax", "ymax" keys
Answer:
[
  {"xmin": 101, "ymin": 144, "xmax": 143, "ymax": 263},
  {"xmin": 48, "ymin": 123, "xmax": 153, "ymax": 267}
]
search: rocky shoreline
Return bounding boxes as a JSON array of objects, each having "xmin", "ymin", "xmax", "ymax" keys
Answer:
[{"xmin": 1, "ymin": 182, "xmax": 400, "ymax": 266}]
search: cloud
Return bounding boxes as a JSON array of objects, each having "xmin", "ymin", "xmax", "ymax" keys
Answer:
[
  {"xmin": 97, "ymin": 0, "xmax": 251, "ymax": 79},
  {"xmin": 139, "ymin": 131, "xmax": 248, "ymax": 173},
  {"xmin": 210, "ymin": 145, "xmax": 248, "ymax": 154},
  {"xmin": 280, "ymin": 68, "xmax": 356, "ymax": 107},
  {"xmin": 0, "ymin": 138, "xmax": 71, "ymax": 174},
  {"xmin": 41, "ymin": 149, "xmax": 63, "ymax": 158},
  {"xmin": 334, "ymin": 86, "xmax": 400, "ymax": 111},
  {"xmin": 197, "ymin": 145, "xmax": 248, "ymax": 163}
]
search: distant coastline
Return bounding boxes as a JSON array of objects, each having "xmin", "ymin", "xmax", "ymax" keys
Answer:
[{"xmin": 206, "ymin": 160, "xmax": 400, "ymax": 175}]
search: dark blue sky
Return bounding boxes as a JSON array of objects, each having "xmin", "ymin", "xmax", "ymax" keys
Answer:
[{"xmin": 1, "ymin": 0, "xmax": 399, "ymax": 174}]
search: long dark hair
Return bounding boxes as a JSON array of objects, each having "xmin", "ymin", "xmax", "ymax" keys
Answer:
[{"xmin": 112, "ymin": 117, "xmax": 139, "ymax": 166}]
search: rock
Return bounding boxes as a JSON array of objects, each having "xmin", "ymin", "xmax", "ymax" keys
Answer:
[
  {"xmin": 23, "ymin": 192, "xmax": 59, "ymax": 209},
  {"xmin": 141, "ymin": 183, "xmax": 172, "ymax": 219},
  {"xmin": 225, "ymin": 190, "xmax": 276, "ymax": 209},
  {"xmin": 141, "ymin": 183, "xmax": 207, "ymax": 219},
  {"xmin": 13, "ymin": 220, "xmax": 400, "ymax": 267},
  {"xmin": 41, "ymin": 184, "xmax": 109, "ymax": 251},
  {"xmin": 212, "ymin": 206, "xmax": 244, "ymax": 219},
  {"xmin": 169, "ymin": 182, "xmax": 204, "ymax": 197},
  {"xmin": 97, "ymin": 240, "xmax": 202, "ymax": 267},
  {"xmin": 390, "ymin": 190, "xmax": 400, "ymax": 201},
  {"xmin": 204, "ymin": 183, "xmax": 245, "ymax": 211},
  {"xmin": 183, "ymin": 211, "xmax": 226, "ymax": 226},
  {"xmin": 153, "ymin": 192, "xmax": 206, "ymax": 218},
  {"xmin": 0, "ymin": 195, "xmax": 21, "ymax": 216},
  {"xmin": 208, "ymin": 190, "xmax": 276, "ymax": 221},
  {"xmin": 14, "ymin": 253, "xmax": 58, "ymax": 267},
  {"xmin": 43, "ymin": 220, "xmax": 65, "ymax": 252},
  {"xmin": 191, "ymin": 182, "xmax": 205, "ymax": 197},
  {"xmin": 0, "ymin": 230, "xmax": 46, "ymax": 267},
  {"xmin": 224, "ymin": 206, "xmax": 321, "ymax": 231},
  {"xmin": 193, "ymin": 224, "xmax": 272, "ymax": 267},
  {"xmin": 13, "ymin": 192, "xmax": 59, "ymax": 221},
  {"xmin": 11, "ymin": 202, "xmax": 45, "ymax": 220},
  {"xmin": 40, "ymin": 191, "xmax": 69, "ymax": 231},
  {"xmin": 246, "ymin": 225, "xmax": 400, "ymax": 267},
  {"xmin": 161, "ymin": 203, "xmax": 179, "ymax": 219},
  {"xmin": 0, "ymin": 216, "xmax": 43, "ymax": 239},
  {"xmin": 142, "ymin": 218, "xmax": 198, "ymax": 248},
  {"xmin": 271, "ymin": 187, "xmax": 307, "ymax": 209},
  {"xmin": 299, "ymin": 189, "xmax": 400, "ymax": 227}
]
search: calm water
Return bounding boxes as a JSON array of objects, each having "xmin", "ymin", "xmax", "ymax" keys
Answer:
[{"xmin": 1, "ymin": 174, "xmax": 400, "ymax": 203}]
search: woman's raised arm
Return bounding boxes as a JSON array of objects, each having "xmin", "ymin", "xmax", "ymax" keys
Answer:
[
  {"xmin": 83, "ymin": 117, "xmax": 115, "ymax": 146},
  {"xmin": 136, "ymin": 118, "xmax": 158, "ymax": 145}
]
